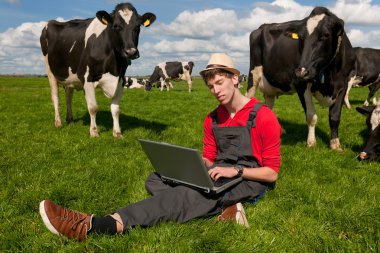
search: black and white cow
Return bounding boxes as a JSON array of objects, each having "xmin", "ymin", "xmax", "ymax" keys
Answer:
[
  {"xmin": 356, "ymin": 104, "xmax": 380, "ymax": 161},
  {"xmin": 40, "ymin": 3, "xmax": 155, "ymax": 137},
  {"xmin": 344, "ymin": 47, "xmax": 380, "ymax": 109},
  {"xmin": 248, "ymin": 7, "xmax": 355, "ymax": 151},
  {"xmin": 146, "ymin": 61, "xmax": 194, "ymax": 92},
  {"xmin": 238, "ymin": 74, "xmax": 247, "ymax": 89},
  {"xmin": 125, "ymin": 77, "xmax": 147, "ymax": 89}
]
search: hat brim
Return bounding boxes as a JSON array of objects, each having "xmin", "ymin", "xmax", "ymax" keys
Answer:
[{"xmin": 199, "ymin": 66, "xmax": 240, "ymax": 76}]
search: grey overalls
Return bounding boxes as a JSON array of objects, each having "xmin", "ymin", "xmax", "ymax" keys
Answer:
[{"xmin": 117, "ymin": 104, "xmax": 268, "ymax": 230}]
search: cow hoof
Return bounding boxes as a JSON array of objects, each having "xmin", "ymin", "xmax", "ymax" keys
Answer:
[
  {"xmin": 331, "ymin": 145, "xmax": 343, "ymax": 152},
  {"xmin": 55, "ymin": 120, "xmax": 62, "ymax": 128},
  {"xmin": 307, "ymin": 141, "xmax": 316, "ymax": 148},
  {"xmin": 113, "ymin": 131, "xmax": 123, "ymax": 138},
  {"xmin": 330, "ymin": 138, "xmax": 343, "ymax": 152},
  {"xmin": 90, "ymin": 129, "xmax": 99, "ymax": 137}
]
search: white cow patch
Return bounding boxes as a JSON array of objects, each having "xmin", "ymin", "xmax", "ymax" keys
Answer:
[
  {"xmin": 158, "ymin": 63, "xmax": 169, "ymax": 79},
  {"xmin": 314, "ymin": 91, "xmax": 335, "ymax": 107},
  {"xmin": 370, "ymin": 104, "xmax": 380, "ymax": 130},
  {"xmin": 97, "ymin": 72, "xmax": 120, "ymax": 98},
  {"xmin": 85, "ymin": 18, "xmax": 107, "ymax": 48},
  {"xmin": 69, "ymin": 41, "xmax": 76, "ymax": 53},
  {"xmin": 63, "ymin": 67, "xmax": 80, "ymax": 86},
  {"xmin": 307, "ymin": 14, "xmax": 325, "ymax": 35},
  {"xmin": 119, "ymin": 9, "xmax": 133, "ymax": 24}
]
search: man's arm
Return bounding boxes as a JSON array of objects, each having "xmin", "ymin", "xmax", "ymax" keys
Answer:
[{"xmin": 208, "ymin": 165, "xmax": 278, "ymax": 183}]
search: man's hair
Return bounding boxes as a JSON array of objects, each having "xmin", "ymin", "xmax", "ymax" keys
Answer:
[{"xmin": 200, "ymin": 68, "xmax": 234, "ymax": 84}]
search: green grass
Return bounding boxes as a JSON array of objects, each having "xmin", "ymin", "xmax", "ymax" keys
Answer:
[{"xmin": 0, "ymin": 76, "xmax": 378, "ymax": 252}]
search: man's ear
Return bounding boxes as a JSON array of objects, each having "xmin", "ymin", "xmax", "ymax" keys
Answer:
[
  {"xmin": 141, "ymin": 13, "xmax": 156, "ymax": 27},
  {"xmin": 356, "ymin": 106, "xmax": 375, "ymax": 116},
  {"xmin": 232, "ymin": 74, "xmax": 239, "ymax": 86},
  {"xmin": 96, "ymin": 11, "xmax": 112, "ymax": 25}
]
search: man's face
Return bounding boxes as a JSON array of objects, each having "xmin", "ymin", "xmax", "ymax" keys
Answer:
[{"xmin": 206, "ymin": 74, "xmax": 238, "ymax": 105}]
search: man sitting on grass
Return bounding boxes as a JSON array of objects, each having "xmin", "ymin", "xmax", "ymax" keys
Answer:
[{"xmin": 39, "ymin": 53, "xmax": 282, "ymax": 241}]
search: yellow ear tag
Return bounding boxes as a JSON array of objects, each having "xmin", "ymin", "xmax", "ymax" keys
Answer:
[
  {"xmin": 101, "ymin": 17, "xmax": 108, "ymax": 25},
  {"xmin": 291, "ymin": 33, "xmax": 299, "ymax": 40},
  {"xmin": 143, "ymin": 19, "xmax": 150, "ymax": 27}
]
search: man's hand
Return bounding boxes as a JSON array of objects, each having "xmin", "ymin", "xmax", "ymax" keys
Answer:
[{"xmin": 208, "ymin": 166, "xmax": 238, "ymax": 181}]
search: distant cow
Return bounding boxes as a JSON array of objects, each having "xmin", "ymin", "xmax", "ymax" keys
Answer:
[
  {"xmin": 238, "ymin": 74, "xmax": 247, "ymax": 89},
  {"xmin": 248, "ymin": 7, "xmax": 355, "ymax": 151},
  {"xmin": 344, "ymin": 47, "xmax": 380, "ymax": 109},
  {"xmin": 356, "ymin": 104, "xmax": 380, "ymax": 161},
  {"xmin": 40, "ymin": 3, "xmax": 155, "ymax": 137},
  {"xmin": 125, "ymin": 77, "xmax": 147, "ymax": 89},
  {"xmin": 146, "ymin": 61, "xmax": 194, "ymax": 92}
]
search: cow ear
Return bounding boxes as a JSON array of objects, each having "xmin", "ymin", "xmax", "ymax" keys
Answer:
[
  {"xmin": 284, "ymin": 31, "xmax": 299, "ymax": 40},
  {"xmin": 356, "ymin": 106, "xmax": 375, "ymax": 116},
  {"xmin": 96, "ymin": 11, "xmax": 112, "ymax": 25},
  {"xmin": 141, "ymin": 13, "xmax": 156, "ymax": 27}
]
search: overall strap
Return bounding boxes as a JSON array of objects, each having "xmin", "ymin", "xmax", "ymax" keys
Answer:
[
  {"xmin": 246, "ymin": 103, "xmax": 262, "ymax": 128},
  {"xmin": 211, "ymin": 108, "xmax": 219, "ymax": 126}
]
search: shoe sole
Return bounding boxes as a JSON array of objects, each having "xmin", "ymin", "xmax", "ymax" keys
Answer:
[
  {"xmin": 235, "ymin": 203, "xmax": 250, "ymax": 228},
  {"xmin": 39, "ymin": 200, "xmax": 62, "ymax": 237}
]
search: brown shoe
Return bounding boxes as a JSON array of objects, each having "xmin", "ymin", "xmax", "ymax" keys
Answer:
[
  {"xmin": 39, "ymin": 200, "xmax": 93, "ymax": 241},
  {"xmin": 218, "ymin": 202, "xmax": 250, "ymax": 228}
]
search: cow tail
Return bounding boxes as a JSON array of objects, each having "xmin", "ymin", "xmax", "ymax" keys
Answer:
[
  {"xmin": 247, "ymin": 28, "xmax": 263, "ymax": 96},
  {"xmin": 40, "ymin": 25, "xmax": 48, "ymax": 56}
]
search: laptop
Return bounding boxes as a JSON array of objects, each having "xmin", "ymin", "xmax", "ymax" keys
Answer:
[{"xmin": 139, "ymin": 139, "xmax": 242, "ymax": 194}]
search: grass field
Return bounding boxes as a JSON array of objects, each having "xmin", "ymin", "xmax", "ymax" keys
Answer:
[{"xmin": 0, "ymin": 76, "xmax": 378, "ymax": 252}]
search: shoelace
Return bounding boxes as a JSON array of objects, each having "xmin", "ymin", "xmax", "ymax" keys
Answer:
[{"xmin": 61, "ymin": 208, "xmax": 88, "ymax": 231}]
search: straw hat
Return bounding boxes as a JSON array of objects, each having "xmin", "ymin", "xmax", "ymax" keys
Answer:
[{"xmin": 200, "ymin": 53, "xmax": 240, "ymax": 76}]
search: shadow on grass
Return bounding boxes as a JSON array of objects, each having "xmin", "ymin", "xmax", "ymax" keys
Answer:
[
  {"xmin": 278, "ymin": 118, "xmax": 330, "ymax": 147},
  {"xmin": 352, "ymin": 128, "xmax": 368, "ymax": 152},
  {"xmin": 79, "ymin": 111, "xmax": 168, "ymax": 134}
]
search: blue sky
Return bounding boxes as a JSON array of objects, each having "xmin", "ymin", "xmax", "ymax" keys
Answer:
[{"xmin": 0, "ymin": 0, "xmax": 380, "ymax": 75}]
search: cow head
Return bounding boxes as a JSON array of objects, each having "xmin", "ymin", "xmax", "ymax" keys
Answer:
[
  {"xmin": 144, "ymin": 80, "xmax": 153, "ymax": 91},
  {"xmin": 96, "ymin": 3, "xmax": 156, "ymax": 60},
  {"xmin": 356, "ymin": 105, "xmax": 380, "ymax": 161},
  {"xmin": 295, "ymin": 7, "xmax": 344, "ymax": 81}
]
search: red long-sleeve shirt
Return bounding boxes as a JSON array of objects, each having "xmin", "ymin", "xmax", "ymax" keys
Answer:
[{"xmin": 202, "ymin": 98, "xmax": 282, "ymax": 173}]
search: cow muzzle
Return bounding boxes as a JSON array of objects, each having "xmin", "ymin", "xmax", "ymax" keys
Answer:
[
  {"xmin": 295, "ymin": 67, "xmax": 311, "ymax": 80},
  {"xmin": 144, "ymin": 81, "xmax": 152, "ymax": 91},
  {"xmin": 125, "ymin": 48, "xmax": 140, "ymax": 59}
]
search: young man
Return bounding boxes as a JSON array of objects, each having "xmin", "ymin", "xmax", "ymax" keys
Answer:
[{"xmin": 39, "ymin": 53, "xmax": 282, "ymax": 241}]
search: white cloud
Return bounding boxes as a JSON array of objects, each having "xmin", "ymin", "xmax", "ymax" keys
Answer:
[
  {"xmin": 1, "ymin": 0, "xmax": 380, "ymax": 75},
  {"xmin": 0, "ymin": 21, "xmax": 46, "ymax": 74},
  {"xmin": 332, "ymin": 0, "xmax": 380, "ymax": 26},
  {"xmin": 148, "ymin": 8, "xmax": 240, "ymax": 39}
]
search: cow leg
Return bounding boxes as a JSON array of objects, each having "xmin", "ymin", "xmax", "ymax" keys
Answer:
[
  {"xmin": 247, "ymin": 66, "xmax": 261, "ymax": 98},
  {"xmin": 344, "ymin": 77, "xmax": 355, "ymax": 109},
  {"xmin": 45, "ymin": 59, "xmax": 62, "ymax": 128},
  {"xmin": 366, "ymin": 82, "xmax": 379, "ymax": 106},
  {"xmin": 111, "ymin": 80, "xmax": 123, "ymax": 138},
  {"xmin": 160, "ymin": 79, "xmax": 164, "ymax": 91},
  {"xmin": 65, "ymin": 86, "xmax": 74, "ymax": 124},
  {"xmin": 328, "ymin": 86, "xmax": 345, "ymax": 152},
  {"xmin": 187, "ymin": 79, "xmax": 192, "ymax": 92},
  {"xmin": 264, "ymin": 95, "xmax": 276, "ymax": 109},
  {"xmin": 302, "ymin": 83, "xmax": 317, "ymax": 148},
  {"xmin": 83, "ymin": 82, "xmax": 99, "ymax": 137}
]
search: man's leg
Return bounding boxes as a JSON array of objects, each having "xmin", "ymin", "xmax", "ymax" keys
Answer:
[
  {"xmin": 117, "ymin": 186, "xmax": 219, "ymax": 230},
  {"xmin": 145, "ymin": 172, "xmax": 173, "ymax": 196},
  {"xmin": 39, "ymin": 186, "xmax": 221, "ymax": 240}
]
